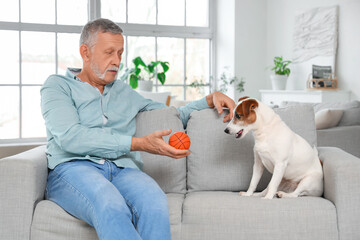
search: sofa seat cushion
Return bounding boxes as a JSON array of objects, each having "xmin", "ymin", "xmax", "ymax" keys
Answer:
[
  {"xmin": 31, "ymin": 194, "xmax": 185, "ymax": 240},
  {"xmin": 135, "ymin": 107, "xmax": 187, "ymax": 194},
  {"xmin": 186, "ymin": 105, "xmax": 316, "ymax": 192},
  {"xmin": 181, "ymin": 191, "xmax": 338, "ymax": 240}
]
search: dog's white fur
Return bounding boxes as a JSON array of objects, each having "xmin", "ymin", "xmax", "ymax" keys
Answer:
[{"xmin": 225, "ymin": 97, "xmax": 323, "ymax": 199}]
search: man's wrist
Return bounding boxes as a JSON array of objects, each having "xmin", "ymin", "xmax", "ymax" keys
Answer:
[
  {"xmin": 131, "ymin": 137, "xmax": 145, "ymax": 151},
  {"xmin": 206, "ymin": 92, "xmax": 215, "ymax": 108}
]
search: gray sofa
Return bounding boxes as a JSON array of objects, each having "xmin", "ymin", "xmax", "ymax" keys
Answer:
[
  {"xmin": 1, "ymin": 106, "xmax": 360, "ymax": 240},
  {"xmin": 281, "ymin": 100, "xmax": 360, "ymax": 158}
]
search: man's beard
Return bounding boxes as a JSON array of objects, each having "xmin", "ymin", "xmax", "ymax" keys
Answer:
[{"xmin": 90, "ymin": 62, "xmax": 119, "ymax": 80}]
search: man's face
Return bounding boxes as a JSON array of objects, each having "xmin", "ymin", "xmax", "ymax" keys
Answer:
[{"xmin": 88, "ymin": 32, "xmax": 124, "ymax": 84}]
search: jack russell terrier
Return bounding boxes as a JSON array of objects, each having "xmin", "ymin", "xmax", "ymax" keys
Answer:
[{"xmin": 224, "ymin": 97, "xmax": 323, "ymax": 199}]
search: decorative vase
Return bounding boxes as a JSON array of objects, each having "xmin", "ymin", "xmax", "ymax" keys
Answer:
[
  {"xmin": 270, "ymin": 74, "xmax": 288, "ymax": 90},
  {"xmin": 137, "ymin": 80, "xmax": 153, "ymax": 91}
]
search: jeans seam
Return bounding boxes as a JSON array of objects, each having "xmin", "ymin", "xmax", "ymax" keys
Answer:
[
  {"xmin": 125, "ymin": 198, "xmax": 139, "ymax": 228},
  {"xmin": 50, "ymin": 169, "xmax": 102, "ymax": 238}
]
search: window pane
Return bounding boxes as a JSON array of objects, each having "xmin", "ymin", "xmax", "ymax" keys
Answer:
[
  {"xmin": 186, "ymin": 0, "xmax": 208, "ymax": 27},
  {"xmin": 0, "ymin": 30, "xmax": 19, "ymax": 84},
  {"xmin": 186, "ymin": 38, "xmax": 209, "ymax": 85},
  {"xmin": 0, "ymin": 0, "xmax": 18, "ymax": 22},
  {"xmin": 157, "ymin": 37, "xmax": 184, "ymax": 85},
  {"xmin": 57, "ymin": 0, "xmax": 87, "ymax": 25},
  {"xmin": 21, "ymin": 31, "xmax": 56, "ymax": 84},
  {"xmin": 21, "ymin": 0, "xmax": 55, "ymax": 24},
  {"xmin": 58, "ymin": 33, "xmax": 82, "ymax": 75},
  {"xmin": 101, "ymin": 0, "xmax": 126, "ymax": 23},
  {"xmin": 186, "ymin": 85, "xmax": 209, "ymax": 101},
  {"xmin": 22, "ymin": 86, "xmax": 46, "ymax": 138},
  {"xmin": 158, "ymin": 86, "xmax": 184, "ymax": 101},
  {"xmin": 0, "ymin": 87, "xmax": 19, "ymax": 139},
  {"xmin": 158, "ymin": 0, "xmax": 184, "ymax": 26},
  {"xmin": 128, "ymin": 0, "xmax": 156, "ymax": 24},
  {"xmin": 127, "ymin": 36, "xmax": 155, "ymax": 74}
]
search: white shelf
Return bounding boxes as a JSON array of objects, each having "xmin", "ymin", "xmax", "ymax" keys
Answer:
[{"xmin": 259, "ymin": 90, "xmax": 351, "ymax": 106}]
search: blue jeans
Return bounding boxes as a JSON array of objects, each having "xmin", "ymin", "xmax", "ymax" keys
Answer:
[{"xmin": 46, "ymin": 160, "xmax": 171, "ymax": 240}]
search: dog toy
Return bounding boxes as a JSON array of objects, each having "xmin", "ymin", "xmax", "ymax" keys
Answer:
[{"xmin": 169, "ymin": 132, "xmax": 191, "ymax": 150}]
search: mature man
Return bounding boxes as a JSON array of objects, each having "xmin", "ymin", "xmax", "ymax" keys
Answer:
[{"xmin": 41, "ymin": 18, "xmax": 235, "ymax": 240}]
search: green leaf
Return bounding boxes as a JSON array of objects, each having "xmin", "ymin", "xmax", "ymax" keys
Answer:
[
  {"xmin": 160, "ymin": 62, "xmax": 169, "ymax": 72},
  {"xmin": 129, "ymin": 75, "xmax": 139, "ymax": 89},
  {"xmin": 147, "ymin": 63, "xmax": 155, "ymax": 73},
  {"xmin": 157, "ymin": 72, "xmax": 166, "ymax": 85},
  {"xmin": 134, "ymin": 68, "xmax": 141, "ymax": 76},
  {"xmin": 133, "ymin": 57, "xmax": 146, "ymax": 68}
]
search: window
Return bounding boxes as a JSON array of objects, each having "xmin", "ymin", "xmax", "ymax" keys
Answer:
[{"xmin": 0, "ymin": 0, "xmax": 213, "ymax": 142}]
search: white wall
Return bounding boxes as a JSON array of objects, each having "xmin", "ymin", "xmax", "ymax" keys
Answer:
[
  {"xmin": 235, "ymin": 0, "xmax": 267, "ymax": 100},
  {"xmin": 216, "ymin": 0, "xmax": 360, "ymax": 101},
  {"xmin": 266, "ymin": 0, "xmax": 360, "ymax": 100},
  {"xmin": 216, "ymin": 0, "xmax": 267, "ymax": 101}
]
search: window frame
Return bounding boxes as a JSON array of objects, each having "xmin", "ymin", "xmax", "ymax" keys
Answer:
[{"xmin": 0, "ymin": 0, "xmax": 215, "ymax": 144}]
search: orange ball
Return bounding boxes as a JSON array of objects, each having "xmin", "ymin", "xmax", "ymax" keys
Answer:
[{"xmin": 169, "ymin": 132, "xmax": 191, "ymax": 150}]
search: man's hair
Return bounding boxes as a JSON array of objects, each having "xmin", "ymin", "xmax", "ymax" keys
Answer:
[{"xmin": 79, "ymin": 18, "xmax": 123, "ymax": 47}]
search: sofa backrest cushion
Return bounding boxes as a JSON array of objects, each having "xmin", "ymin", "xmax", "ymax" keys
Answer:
[
  {"xmin": 186, "ymin": 105, "xmax": 316, "ymax": 192},
  {"xmin": 135, "ymin": 107, "xmax": 186, "ymax": 194},
  {"xmin": 281, "ymin": 100, "xmax": 360, "ymax": 127}
]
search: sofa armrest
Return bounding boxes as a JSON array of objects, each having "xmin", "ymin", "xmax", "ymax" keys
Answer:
[
  {"xmin": 318, "ymin": 146, "xmax": 360, "ymax": 240},
  {"xmin": 0, "ymin": 145, "xmax": 48, "ymax": 240}
]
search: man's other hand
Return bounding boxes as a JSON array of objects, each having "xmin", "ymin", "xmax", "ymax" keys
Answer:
[{"xmin": 206, "ymin": 91, "xmax": 236, "ymax": 122}]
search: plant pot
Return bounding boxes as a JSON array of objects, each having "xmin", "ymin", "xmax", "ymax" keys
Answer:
[
  {"xmin": 138, "ymin": 80, "xmax": 153, "ymax": 92},
  {"xmin": 270, "ymin": 74, "xmax": 288, "ymax": 90}
]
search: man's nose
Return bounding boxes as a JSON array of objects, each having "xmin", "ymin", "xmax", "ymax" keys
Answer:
[{"xmin": 224, "ymin": 128, "xmax": 230, "ymax": 134}]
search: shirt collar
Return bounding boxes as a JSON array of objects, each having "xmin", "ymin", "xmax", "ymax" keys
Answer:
[{"xmin": 66, "ymin": 68, "xmax": 116, "ymax": 93}]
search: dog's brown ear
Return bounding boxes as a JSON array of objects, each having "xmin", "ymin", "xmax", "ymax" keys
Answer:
[
  {"xmin": 238, "ymin": 96, "xmax": 249, "ymax": 102},
  {"xmin": 242, "ymin": 99, "xmax": 259, "ymax": 116}
]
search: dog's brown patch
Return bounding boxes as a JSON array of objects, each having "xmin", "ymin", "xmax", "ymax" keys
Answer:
[
  {"xmin": 238, "ymin": 96, "xmax": 250, "ymax": 102},
  {"xmin": 234, "ymin": 99, "xmax": 259, "ymax": 125}
]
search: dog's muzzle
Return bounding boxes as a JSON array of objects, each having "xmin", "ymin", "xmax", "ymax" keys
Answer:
[{"xmin": 236, "ymin": 129, "xmax": 244, "ymax": 138}]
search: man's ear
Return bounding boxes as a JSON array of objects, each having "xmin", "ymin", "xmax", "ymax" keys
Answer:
[{"xmin": 79, "ymin": 44, "xmax": 90, "ymax": 62}]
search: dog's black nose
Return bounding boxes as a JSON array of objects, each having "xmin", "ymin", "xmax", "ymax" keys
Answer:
[{"xmin": 224, "ymin": 128, "xmax": 230, "ymax": 134}]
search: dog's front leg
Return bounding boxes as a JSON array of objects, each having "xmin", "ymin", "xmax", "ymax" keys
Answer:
[
  {"xmin": 263, "ymin": 162, "xmax": 287, "ymax": 199},
  {"xmin": 240, "ymin": 152, "xmax": 264, "ymax": 196}
]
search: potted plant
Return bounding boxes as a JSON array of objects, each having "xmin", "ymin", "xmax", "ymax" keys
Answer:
[
  {"xmin": 270, "ymin": 56, "xmax": 291, "ymax": 90},
  {"xmin": 128, "ymin": 56, "xmax": 169, "ymax": 91}
]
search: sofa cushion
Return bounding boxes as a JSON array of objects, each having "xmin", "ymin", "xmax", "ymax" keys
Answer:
[
  {"xmin": 338, "ymin": 107, "xmax": 360, "ymax": 126},
  {"xmin": 315, "ymin": 108, "xmax": 344, "ymax": 129},
  {"xmin": 135, "ymin": 107, "xmax": 186, "ymax": 194},
  {"xmin": 317, "ymin": 126, "xmax": 360, "ymax": 158},
  {"xmin": 186, "ymin": 105, "xmax": 316, "ymax": 192},
  {"xmin": 31, "ymin": 194, "xmax": 184, "ymax": 240},
  {"xmin": 181, "ymin": 191, "xmax": 337, "ymax": 240}
]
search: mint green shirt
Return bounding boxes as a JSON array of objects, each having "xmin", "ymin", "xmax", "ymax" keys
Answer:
[{"xmin": 41, "ymin": 69, "xmax": 209, "ymax": 170}]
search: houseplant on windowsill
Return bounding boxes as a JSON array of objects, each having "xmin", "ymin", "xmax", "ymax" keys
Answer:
[
  {"xmin": 128, "ymin": 56, "xmax": 169, "ymax": 91},
  {"xmin": 270, "ymin": 56, "xmax": 291, "ymax": 90}
]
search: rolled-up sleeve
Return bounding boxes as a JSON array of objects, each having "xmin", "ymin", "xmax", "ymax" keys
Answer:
[{"xmin": 177, "ymin": 97, "xmax": 210, "ymax": 128}]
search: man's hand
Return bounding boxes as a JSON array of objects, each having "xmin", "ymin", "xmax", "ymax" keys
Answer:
[
  {"xmin": 131, "ymin": 129, "xmax": 190, "ymax": 159},
  {"xmin": 206, "ymin": 91, "xmax": 236, "ymax": 122}
]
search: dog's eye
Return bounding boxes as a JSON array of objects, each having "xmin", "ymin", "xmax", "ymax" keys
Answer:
[{"xmin": 235, "ymin": 113, "xmax": 242, "ymax": 119}]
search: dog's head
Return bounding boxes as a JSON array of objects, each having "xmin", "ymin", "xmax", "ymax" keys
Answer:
[{"xmin": 224, "ymin": 96, "xmax": 259, "ymax": 139}]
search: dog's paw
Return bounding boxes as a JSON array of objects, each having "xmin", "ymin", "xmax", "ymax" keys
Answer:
[
  {"xmin": 276, "ymin": 191, "xmax": 286, "ymax": 198},
  {"xmin": 262, "ymin": 194, "xmax": 274, "ymax": 200},
  {"xmin": 239, "ymin": 191, "xmax": 251, "ymax": 197}
]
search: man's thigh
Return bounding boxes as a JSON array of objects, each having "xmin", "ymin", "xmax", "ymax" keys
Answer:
[
  {"xmin": 110, "ymin": 168, "xmax": 168, "ymax": 214},
  {"xmin": 46, "ymin": 160, "xmax": 131, "ymax": 227}
]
